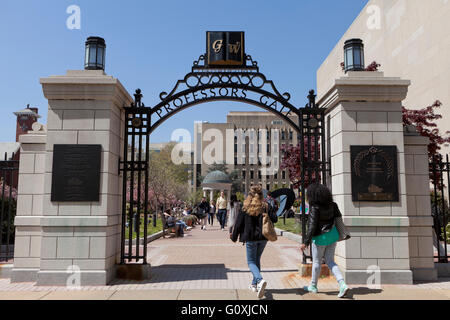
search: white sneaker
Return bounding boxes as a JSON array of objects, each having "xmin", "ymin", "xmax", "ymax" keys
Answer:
[
  {"xmin": 186, "ymin": 226, "xmax": 192, "ymax": 230},
  {"xmin": 256, "ymin": 280, "xmax": 267, "ymax": 298},
  {"xmin": 248, "ymin": 284, "xmax": 257, "ymax": 292}
]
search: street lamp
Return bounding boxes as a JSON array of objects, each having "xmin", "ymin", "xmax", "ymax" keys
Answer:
[
  {"xmin": 343, "ymin": 38, "xmax": 364, "ymax": 72},
  {"xmin": 84, "ymin": 36, "xmax": 106, "ymax": 70}
]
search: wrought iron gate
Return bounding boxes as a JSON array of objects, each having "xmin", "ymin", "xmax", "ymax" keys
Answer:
[
  {"xmin": 298, "ymin": 90, "xmax": 329, "ymax": 263},
  {"xmin": 0, "ymin": 152, "xmax": 19, "ymax": 262},
  {"xmin": 430, "ymin": 154, "xmax": 450, "ymax": 263},
  {"xmin": 119, "ymin": 52, "xmax": 329, "ymax": 264}
]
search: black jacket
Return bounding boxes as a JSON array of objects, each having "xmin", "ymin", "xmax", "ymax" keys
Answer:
[
  {"xmin": 304, "ymin": 202, "xmax": 342, "ymax": 246},
  {"xmin": 198, "ymin": 201, "xmax": 210, "ymax": 214},
  {"xmin": 231, "ymin": 202, "xmax": 278, "ymax": 243}
]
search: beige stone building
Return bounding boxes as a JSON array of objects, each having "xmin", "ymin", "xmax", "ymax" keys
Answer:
[
  {"xmin": 317, "ymin": 0, "xmax": 450, "ymax": 153},
  {"xmin": 193, "ymin": 111, "xmax": 299, "ymax": 194}
]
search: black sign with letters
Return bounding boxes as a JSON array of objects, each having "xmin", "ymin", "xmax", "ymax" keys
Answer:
[
  {"xmin": 51, "ymin": 144, "xmax": 101, "ymax": 202},
  {"xmin": 206, "ymin": 31, "xmax": 245, "ymax": 67},
  {"xmin": 350, "ymin": 145, "xmax": 399, "ymax": 202}
]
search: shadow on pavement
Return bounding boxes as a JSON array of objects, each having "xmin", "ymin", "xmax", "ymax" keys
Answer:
[
  {"xmin": 320, "ymin": 287, "xmax": 383, "ymax": 300},
  {"xmin": 262, "ymin": 288, "xmax": 306, "ymax": 300}
]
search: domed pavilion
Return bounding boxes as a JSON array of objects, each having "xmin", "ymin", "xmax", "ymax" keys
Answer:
[{"xmin": 202, "ymin": 170, "xmax": 232, "ymax": 202}]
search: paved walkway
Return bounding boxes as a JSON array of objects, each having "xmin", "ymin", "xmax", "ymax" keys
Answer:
[{"xmin": 0, "ymin": 224, "xmax": 449, "ymax": 300}]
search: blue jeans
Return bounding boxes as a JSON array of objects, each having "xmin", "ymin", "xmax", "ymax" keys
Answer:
[
  {"xmin": 311, "ymin": 242, "xmax": 344, "ymax": 286},
  {"xmin": 217, "ymin": 209, "xmax": 227, "ymax": 229},
  {"xmin": 246, "ymin": 240, "xmax": 267, "ymax": 285},
  {"xmin": 176, "ymin": 221, "xmax": 188, "ymax": 235}
]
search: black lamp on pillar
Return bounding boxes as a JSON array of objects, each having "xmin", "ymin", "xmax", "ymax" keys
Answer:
[
  {"xmin": 84, "ymin": 36, "xmax": 106, "ymax": 70},
  {"xmin": 343, "ymin": 38, "xmax": 364, "ymax": 72}
]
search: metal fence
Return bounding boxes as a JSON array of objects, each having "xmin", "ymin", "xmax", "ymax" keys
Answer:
[
  {"xmin": 0, "ymin": 152, "xmax": 19, "ymax": 262},
  {"xmin": 430, "ymin": 154, "xmax": 450, "ymax": 263}
]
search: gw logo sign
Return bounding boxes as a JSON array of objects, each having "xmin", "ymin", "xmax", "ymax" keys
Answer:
[{"xmin": 207, "ymin": 31, "xmax": 245, "ymax": 66}]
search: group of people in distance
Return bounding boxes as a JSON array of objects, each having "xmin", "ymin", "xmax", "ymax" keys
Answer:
[{"xmin": 163, "ymin": 183, "xmax": 350, "ymax": 299}]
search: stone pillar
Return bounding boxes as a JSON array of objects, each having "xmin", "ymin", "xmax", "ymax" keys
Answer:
[
  {"xmin": 210, "ymin": 190, "xmax": 214, "ymax": 204},
  {"xmin": 319, "ymin": 71, "xmax": 413, "ymax": 284},
  {"xmin": 34, "ymin": 70, "xmax": 132, "ymax": 285},
  {"xmin": 404, "ymin": 134, "xmax": 437, "ymax": 281},
  {"xmin": 11, "ymin": 124, "xmax": 47, "ymax": 282}
]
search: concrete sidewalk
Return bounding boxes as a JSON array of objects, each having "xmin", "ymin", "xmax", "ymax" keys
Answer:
[{"xmin": 0, "ymin": 224, "xmax": 449, "ymax": 300}]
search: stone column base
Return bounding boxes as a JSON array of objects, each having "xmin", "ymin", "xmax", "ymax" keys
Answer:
[
  {"xmin": 10, "ymin": 268, "xmax": 39, "ymax": 282},
  {"xmin": 344, "ymin": 269, "xmax": 413, "ymax": 285},
  {"xmin": 36, "ymin": 269, "xmax": 115, "ymax": 286},
  {"xmin": 116, "ymin": 263, "xmax": 151, "ymax": 281},
  {"xmin": 11, "ymin": 268, "xmax": 39, "ymax": 282}
]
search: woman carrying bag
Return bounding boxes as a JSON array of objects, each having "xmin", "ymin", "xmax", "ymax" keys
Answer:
[
  {"xmin": 231, "ymin": 185, "xmax": 278, "ymax": 298},
  {"xmin": 300, "ymin": 183, "xmax": 351, "ymax": 298}
]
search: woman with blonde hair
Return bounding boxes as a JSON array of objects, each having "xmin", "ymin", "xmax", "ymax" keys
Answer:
[{"xmin": 231, "ymin": 186, "xmax": 278, "ymax": 298}]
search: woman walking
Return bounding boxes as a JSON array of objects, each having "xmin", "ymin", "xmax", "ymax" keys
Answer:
[
  {"xmin": 228, "ymin": 194, "xmax": 240, "ymax": 233},
  {"xmin": 208, "ymin": 203, "xmax": 215, "ymax": 226},
  {"xmin": 231, "ymin": 186, "xmax": 278, "ymax": 298},
  {"xmin": 300, "ymin": 183, "xmax": 349, "ymax": 298},
  {"xmin": 216, "ymin": 191, "xmax": 228, "ymax": 231}
]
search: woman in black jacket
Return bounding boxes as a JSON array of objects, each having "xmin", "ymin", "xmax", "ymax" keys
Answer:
[
  {"xmin": 231, "ymin": 186, "xmax": 278, "ymax": 298},
  {"xmin": 300, "ymin": 183, "xmax": 349, "ymax": 298}
]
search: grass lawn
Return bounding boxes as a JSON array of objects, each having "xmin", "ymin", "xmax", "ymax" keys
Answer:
[
  {"xmin": 125, "ymin": 216, "xmax": 163, "ymax": 240},
  {"xmin": 274, "ymin": 218, "xmax": 302, "ymax": 235}
]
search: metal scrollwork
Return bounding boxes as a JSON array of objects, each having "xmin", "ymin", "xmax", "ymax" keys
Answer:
[{"xmin": 125, "ymin": 53, "xmax": 319, "ymax": 135}]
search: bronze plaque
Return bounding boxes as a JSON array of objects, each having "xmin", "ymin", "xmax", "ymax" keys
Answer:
[
  {"xmin": 350, "ymin": 146, "xmax": 399, "ymax": 202},
  {"xmin": 51, "ymin": 145, "xmax": 101, "ymax": 202},
  {"xmin": 206, "ymin": 31, "xmax": 245, "ymax": 67}
]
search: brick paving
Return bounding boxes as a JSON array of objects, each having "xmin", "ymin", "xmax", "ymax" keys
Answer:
[{"xmin": 0, "ymin": 224, "xmax": 449, "ymax": 299}]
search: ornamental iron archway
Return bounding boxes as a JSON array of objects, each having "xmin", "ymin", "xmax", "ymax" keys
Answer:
[{"xmin": 119, "ymin": 51, "xmax": 329, "ymax": 264}]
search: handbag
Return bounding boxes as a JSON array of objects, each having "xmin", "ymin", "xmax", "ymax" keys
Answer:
[
  {"xmin": 335, "ymin": 216, "xmax": 351, "ymax": 241},
  {"xmin": 262, "ymin": 204, "xmax": 277, "ymax": 242}
]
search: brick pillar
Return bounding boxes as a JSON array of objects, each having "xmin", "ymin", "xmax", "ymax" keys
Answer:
[
  {"xmin": 404, "ymin": 134, "xmax": 437, "ymax": 281},
  {"xmin": 34, "ymin": 70, "xmax": 132, "ymax": 285},
  {"xmin": 11, "ymin": 124, "xmax": 47, "ymax": 282},
  {"xmin": 319, "ymin": 71, "xmax": 413, "ymax": 284}
]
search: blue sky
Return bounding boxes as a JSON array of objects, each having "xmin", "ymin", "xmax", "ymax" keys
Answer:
[{"xmin": 0, "ymin": 0, "xmax": 369, "ymax": 143}]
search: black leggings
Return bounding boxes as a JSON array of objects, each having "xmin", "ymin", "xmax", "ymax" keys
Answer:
[{"xmin": 208, "ymin": 212, "xmax": 215, "ymax": 225}]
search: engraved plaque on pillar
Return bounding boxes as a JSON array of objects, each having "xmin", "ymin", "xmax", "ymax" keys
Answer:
[
  {"xmin": 51, "ymin": 145, "xmax": 101, "ymax": 202},
  {"xmin": 350, "ymin": 146, "xmax": 399, "ymax": 202}
]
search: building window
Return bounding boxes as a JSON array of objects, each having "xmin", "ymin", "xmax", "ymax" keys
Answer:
[
  {"xmin": 234, "ymin": 144, "xmax": 237, "ymax": 153},
  {"xmin": 281, "ymin": 130, "xmax": 285, "ymax": 140},
  {"xmin": 289, "ymin": 130, "xmax": 293, "ymax": 140},
  {"xmin": 282, "ymin": 170, "xmax": 286, "ymax": 180},
  {"xmin": 242, "ymin": 170, "xmax": 246, "ymax": 178},
  {"xmin": 272, "ymin": 120, "xmax": 283, "ymax": 125},
  {"xmin": 250, "ymin": 170, "xmax": 254, "ymax": 179},
  {"xmin": 234, "ymin": 157, "xmax": 237, "ymax": 165},
  {"xmin": 274, "ymin": 172, "xmax": 278, "ymax": 179},
  {"xmin": 258, "ymin": 170, "xmax": 262, "ymax": 179},
  {"xmin": 266, "ymin": 184, "xmax": 270, "ymax": 191}
]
